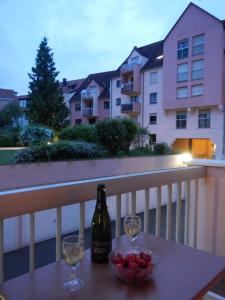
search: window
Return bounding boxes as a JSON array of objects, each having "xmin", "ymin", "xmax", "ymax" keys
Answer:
[
  {"xmin": 198, "ymin": 109, "xmax": 210, "ymax": 128},
  {"xmin": 116, "ymin": 80, "xmax": 121, "ymax": 88},
  {"xmin": 149, "ymin": 134, "xmax": 156, "ymax": 144},
  {"xmin": 177, "ymin": 63, "xmax": 188, "ymax": 82},
  {"xmin": 177, "ymin": 87, "xmax": 188, "ymax": 98},
  {"xmin": 150, "ymin": 72, "xmax": 158, "ymax": 84},
  {"xmin": 104, "ymin": 101, "xmax": 110, "ymax": 109},
  {"xmin": 177, "ymin": 39, "xmax": 188, "ymax": 59},
  {"xmin": 176, "ymin": 112, "xmax": 187, "ymax": 129},
  {"xmin": 192, "ymin": 60, "xmax": 204, "ymax": 80},
  {"xmin": 19, "ymin": 99, "xmax": 27, "ymax": 108},
  {"xmin": 116, "ymin": 98, "xmax": 121, "ymax": 106},
  {"xmin": 75, "ymin": 102, "xmax": 81, "ymax": 111},
  {"xmin": 192, "ymin": 34, "xmax": 204, "ymax": 56},
  {"xmin": 131, "ymin": 56, "xmax": 139, "ymax": 64},
  {"xmin": 75, "ymin": 119, "xmax": 82, "ymax": 125},
  {"xmin": 131, "ymin": 96, "xmax": 138, "ymax": 103},
  {"xmin": 192, "ymin": 84, "xmax": 203, "ymax": 96},
  {"xmin": 149, "ymin": 93, "xmax": 157, "ymax": 104},
  {"xmin": 149, "ymin": 113, "xmax": 157, "ymax": 125}
]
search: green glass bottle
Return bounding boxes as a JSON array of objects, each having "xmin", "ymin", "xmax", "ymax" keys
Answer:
[{"xmin": 91, "ymin": 184, "xmax": 112, "ymax": 263}]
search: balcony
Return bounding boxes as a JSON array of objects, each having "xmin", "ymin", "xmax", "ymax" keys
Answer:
[
  {"xmin": 121, "ymin": 102, "xmax": 141, "ymax": 115},
  {"xmin": 81, "ymin": 89, "xmax": 98, "ymax": 101},
  {"xmin": 82, "ymin": 107, "xmax": 94, "ymax": 117},
  {"xmin": 0, "ymin": 158, "xmax": 225, "ymax": 299},
  {"xmin": 121, "ymin": 82, "xmax": 140, "ymax": 96},
  {"xmin": 121, "ymin": 62, "xmax": 140, "ymax": 74}
]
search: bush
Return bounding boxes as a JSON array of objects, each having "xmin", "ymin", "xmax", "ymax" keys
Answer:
[
  {"xmin": 0, "ymin": 128, "xmax": 20, "ymax": 147},
  {"xmin": 58, "ymin": 125, "xmax": 97, "ymax": 143},
  {"xmin": 14, "ymin": 141, "xmax": 103, "ymax": 163},
  {"xmin": 96, "ymin": 119, "xmax": 126, "ymax": 155},
  {"xmin": 120, "ymin": 118, "xmax": 138, "ymax": 152},
  {"xmin": 19, "ymin": 125, "xmax": 53, "ymax": 146},
  {"xmin": 153, "ymin": 143, "xmax": 172, "ymax": 155}
]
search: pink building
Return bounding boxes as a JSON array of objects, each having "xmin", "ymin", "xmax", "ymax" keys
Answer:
[{"xmin": 0, "ymin": 88, "xmax": 17, "ymax": 111}]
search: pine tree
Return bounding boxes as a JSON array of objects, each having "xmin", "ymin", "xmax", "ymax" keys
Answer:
[{"xmin": 27, "ymin": 37, "xmax": 69, "ymax": 130}]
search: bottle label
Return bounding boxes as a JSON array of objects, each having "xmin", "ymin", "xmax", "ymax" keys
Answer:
[{"xmin": 91, "ymin": 241, "xmax": 111, "ymax": 262}]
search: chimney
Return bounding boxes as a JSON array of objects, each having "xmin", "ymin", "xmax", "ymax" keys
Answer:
[{"xmin": 63, "ymin": 78, "xmax": 67, "ymax": 87}]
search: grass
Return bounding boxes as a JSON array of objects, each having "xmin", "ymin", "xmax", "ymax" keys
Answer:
[{"xmin": 0, "ymin": 150, "xmax": 20, "ymax": 165}]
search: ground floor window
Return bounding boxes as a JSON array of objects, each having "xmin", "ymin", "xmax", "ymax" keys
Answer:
[
  {"xmin": 176, "ymin": 111, "xmax": 187, "ymax": 129},
  {"xmin": 198, "ymin": 109, "xmax": 210, "ymax": 128},
  {"xmin": 149, "ymin": 134, "xmax": 156, "ymax": 144},
  {"xmin": 75, "ymin": 119, "xmax": 82, "ymax": 125}
]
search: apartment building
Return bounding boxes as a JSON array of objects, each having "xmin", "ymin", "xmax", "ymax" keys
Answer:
[
  {"xmin": 0, "ymin": 88, "xmax": 17, "ymax": 111},
  {"xmin": 109, "ymin": 3, "xmax": 225, "ymax": 159}
]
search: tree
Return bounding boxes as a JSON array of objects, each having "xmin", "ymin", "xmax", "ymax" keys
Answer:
[
  {"xmin": 27, "ymin": 37, "xmax": 69, "ymax": 130},
  {"xmin": 0, "ymin": 101, "xmax": 22, "ymax": 128}
]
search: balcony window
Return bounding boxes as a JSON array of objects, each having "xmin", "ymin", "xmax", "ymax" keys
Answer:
[
  {"xmin": 149, "ymin": 113, "xmax": 157, "ymax": 125},
  {"xmin": 177, "ymin": 39, "xmax": 188, "ymax": 59},
  {"xmin": 177, "ymin": 63, "xmax": 188, "ymax": 82},
  {"xmin": 149, "ymin": 92, "xmax": 157, "ymax": 104},
  {"xmin": 116, "ymin": 80, "xmax": 121, "ymax": 88},
  {"xmin": 198, "ymin": 109, "xmax": 210, "ymax": 128},
  {"xmin": 192, "ymin": 34, "xmax": 204, "ymax": 56},
  {"xmin": 192, "ymin": 84, "xmax": 203, "ymax": 96},
  {"xmin": 116, "ymin": 98, "xmax": 121, "ymax": 106},
  {"xmin": 75, "ymin": 102, "xmax": 81, "ymax": 111},
  {"xmin": 177, "ymin": 87, "xmax": 188, "ymax": 98},
  {"xmin": 176, "ymin": 112, "xmax": 187, "ymax": 129},
  {"xmin": 131, "ymin": 96, "xmax": 138, "ymax": 103},
  {"xmin": 104, "ymin": 101, "xmax": 110, "ymax": 109},
  {"xmin": 192, "ymin": 60, "xmax": 204, "ymax": 80},
  {"xmin": 150, "ymin": 72, "xmax": 158, "ymax": 84}
]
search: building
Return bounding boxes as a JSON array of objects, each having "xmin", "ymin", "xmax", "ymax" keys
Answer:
[
  {"xmin": 0, "ymin": 88, "xmax": 17, "ymax": 111},
  {"xmin": 71, "ymin": 3, "xmax": 224, "ymax": 159}
]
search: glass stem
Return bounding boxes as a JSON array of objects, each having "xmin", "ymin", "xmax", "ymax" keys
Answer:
[{"xmin": 69, "ymin": 266, "xmax": 78, "ymax": 282}]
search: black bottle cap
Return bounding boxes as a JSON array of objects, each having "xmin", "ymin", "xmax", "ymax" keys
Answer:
[{"xmin": 97, "ymin": 184, "xmax": 105, "ymax": 190}]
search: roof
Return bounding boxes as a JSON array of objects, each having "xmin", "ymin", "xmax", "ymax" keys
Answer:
[
  {"xmin": 164, "ymin": 2, "xmax": 224, "ymax": 41},
  {"xmin": 60, "ymin": 78, "xmax": 85, "ymax": 94},
  {"xmin": 17, "ymin": 95, "xmax": 30, "ymax": 100},
  {"xmin": 0, "ymin": 88, "xmax": 17, "ymax": 100},
  {"xmin": 71, "ymin": 70, "xmax": 118, "ymax": 102},
  {"xmin": 140, "ymin": 41, "xmax": 164, "ymax": 70}
]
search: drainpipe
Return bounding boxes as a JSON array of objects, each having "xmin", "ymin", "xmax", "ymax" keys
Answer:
[{"xmin": 141, "ymin": 72, "xmax": 145, "ymax": 147}]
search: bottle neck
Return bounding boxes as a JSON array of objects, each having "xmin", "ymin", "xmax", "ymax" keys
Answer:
[{"xmin": 96, "ymin": 189, "xmax": 107, "ymax": 210}]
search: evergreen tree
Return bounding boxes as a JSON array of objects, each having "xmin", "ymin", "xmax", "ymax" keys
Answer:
[{"xmin": 27, "ymin": 37, "xmax": 69, "ymax": 130}]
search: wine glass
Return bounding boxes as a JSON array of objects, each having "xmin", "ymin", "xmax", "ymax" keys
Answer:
[
  {"xmin": 123, "ymin": 215, "xmax": 141, "ymax": 245},
  {"xmin": 62, "ymin": 235, "xmax": 84, "ymax": 292}
]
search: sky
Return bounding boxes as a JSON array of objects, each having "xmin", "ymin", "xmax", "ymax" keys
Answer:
[{"xmin": 0, "ymin": 0, "xmax": 224, "ymax": 95}]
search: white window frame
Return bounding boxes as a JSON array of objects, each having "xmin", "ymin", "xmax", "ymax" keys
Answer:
[
  {"xmin": 149, "ymin": 92, "xmax": 157, "ymax": 104},
  {"xmin": 198, "ymin": 109, "xmax": 210, "ymax": 128},
  {"xmin": 192, "ymin": 60, "xmax": 204, "ymax": 80},
  {"xmin": 149, "ymin": 113, "xmax": 157, "ymax": 125},
  {"xmin": 192, "ymin": 34, "xmax": 204, "ymax": 56},
  {"xmin": 177, "ymin": 87, "xmax": 188, "ymax": 99},
  {"xmin": 177, "ymin": 39, "xmax": 188, "ymax": 59},
  {"xmin": 191, "ymin": 84, "xmax": 203, "ymax": 96},
  {"xmin": 177, "ymin": 63, "xmax": 188, "ymax": 82},
  {"xmin": 176, "ymin": 112, "xmax": 187, "ymax": 129}
]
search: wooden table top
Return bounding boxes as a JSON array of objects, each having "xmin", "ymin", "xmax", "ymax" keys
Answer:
[{"xmin": 1, "ymin": 233, "xmax": 225, "ymax": 300}]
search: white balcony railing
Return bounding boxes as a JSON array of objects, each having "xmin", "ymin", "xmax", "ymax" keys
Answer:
[
  {"xmin": 0, "ymin": 166, "xmax": 206, "ymax": 283},
  {"xmin": 81, "ymin": 89, "xmax": 99, "ymax": 100},
  {"xmin": 121, "ymin": 82, "xmax": 134, "ymax": 92},
  {"xmin": 82, "ymin": 107, "xmax": 93, "ymax": 117},
  {"xmin": 121, "ymin": 62, "xmax": 139, "ymax": 73}
]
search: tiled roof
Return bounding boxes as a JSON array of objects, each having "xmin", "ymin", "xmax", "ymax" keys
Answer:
[
  {"xmin": 140, "ymin": 41, "xmax": 164, "ymax": 70},
  {"xmin": 17, "ymin": 95, "xmax": 30, "ymax": 100},
  {"xmin": 60, "ymin": 78, "xmax": 85, "ymax": 94},
  {"xmin": 0, "ymin": 88, "xmax": 17, "ymax": 100},
  {"xmin": 71, "ymin": 70, "xmax": 118, "ymax": 102}
]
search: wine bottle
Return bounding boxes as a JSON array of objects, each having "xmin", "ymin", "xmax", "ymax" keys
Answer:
[{"xmin": 91, "ymin": 184, "xmax": 112, "ymax": 263}]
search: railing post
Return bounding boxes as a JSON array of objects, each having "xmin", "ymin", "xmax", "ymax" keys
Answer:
[
  {"xmin": 144, "ymin": 189, "xmax": 150, "ymax": 233},
  {"xmin": 29, "ymin": 213, "xmax": 35, "ymax": 272},
  {"xmin": 131, "ymin": 191, "xmax": 136, "ymax": 215},
  {"xmin": 56, "ymin": 207, "xmax": 62, "ymax": 261},
  {"xmin": 156, "ymin": 186, "xmax": 161, "ymax": 237},
  {"xmin": 184, "ymin": 180, "xmax": 190, "ymax": 246},
  {"xmin": 116, "ymin": 194, "xmax": 122, "ymax": 238},
  {"xmin": 0, "ymin": 220, "xmax": 3, "ymax": 284},
  {"xmin": 176, "ymin": 182, "xmax": 182, "ymax": 243},
  {"xmin": 193, "ymin": 179, "xmax": 199, "ymax": 248},
  {"xmin": 79, "ymin": 202, "xmax": 85, "ymax": 237},
  {"xmin": 166, "ymin": 184, "xmax": 172, "ymax": 240}
]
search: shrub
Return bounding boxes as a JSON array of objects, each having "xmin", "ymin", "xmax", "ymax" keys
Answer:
[
  {"xmin": 120, "ymin": 118, "xmax": 138, "ymax": 152},
  {"xmin": 19, "ymin": 125, "xmax": 53, "ymax": 146},
  {"xmin": 153, "ymin": 143, "xmax": 172, "ymax": 155},
  {"xmin": 58, "ymin": 125, "xmax": 97, "ymax": 143},
  {"xmin": 14, "ymin": 141, "xmax": 103, "ymax": 163},
  {"xmin": 0, "ymin": 128, "xmax": 20, "ymax": 147},
  {"xmin": 96, "ymin": 119, "xmax": 126, "ymax": 155}
]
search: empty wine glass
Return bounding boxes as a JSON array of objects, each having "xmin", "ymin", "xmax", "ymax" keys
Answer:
[
  {"xmin": 123, "ymin": 215, "xmax": 141, "ymax": 245},
  {"xmin": 62, "ymin": 235, "xmax": 84, "ymax": 292}
]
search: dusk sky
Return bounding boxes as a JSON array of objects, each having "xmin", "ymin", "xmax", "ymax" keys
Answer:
[{"xmin": 0, "ymin": 0, "xmax": 224, "ymax": 95}]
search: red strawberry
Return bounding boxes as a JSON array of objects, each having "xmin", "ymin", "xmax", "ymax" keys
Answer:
[
  {"xmin": 126, "ymin": 254, "xmax": 136, "ymax": 262},
  {"xmin": 136, "ymin": 270, "xmax": 149, "ymax": 281},
  {"xmin": 137, "ymin": 258, "xmax": 148, "ymax": 268},
  {"xmin": 126, "ymin": 270, "xmax": 136, "ymax": 282},
  {"xmin": 128, "ymin": 261, "xmax": 138, "ymax": 270}
]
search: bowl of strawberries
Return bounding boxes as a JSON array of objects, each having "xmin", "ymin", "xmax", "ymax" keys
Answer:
[{"xmin": 108, "ymin": 246, "xmax": 159, "ymax": 284}]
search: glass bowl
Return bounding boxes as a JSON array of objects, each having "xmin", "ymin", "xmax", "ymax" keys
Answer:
[{"xmin": 108, "ymin": 246, "xmax": 159, "ymax": 284}]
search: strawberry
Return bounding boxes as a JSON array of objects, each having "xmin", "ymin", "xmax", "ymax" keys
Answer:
[
  {"xmin": 126, "ymin": 254, "xmax": 136, "ymax": 262},
  {"xmin": 126, "ymin": 270, "xmax": 136, "ymax": 282},
  {"xmin": 137, "ymin": 258, "xmax": 148, "ymax": 268},
  {"xmin": 128, "ymin": 261, "xmax": 138, "ymax": 270},
  {"xmin": 136, "ymin": 270, "xmax": 149, "ymax": 281}
]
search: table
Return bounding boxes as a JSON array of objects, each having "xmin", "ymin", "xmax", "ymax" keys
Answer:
[{"xmin": 1, "ymin": 233, "xmax": 225, "ymax": 300}]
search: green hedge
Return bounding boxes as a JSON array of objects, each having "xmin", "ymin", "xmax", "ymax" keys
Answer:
[
  {"xmin": 153, "ymin": 143, "xmax": 172, "ymax": 155},
  {"xmin": 19, "ymin": 125, "xmax": 53, "ymax": 146},
  {"xmin": 58, "ymin": 125, "xmax": 97, "ymax": 143},
  {"xmin": 14, "ymin": 141, "xmax": 103, "ymax": 163},
  {"xmin": 0, "ymin": 128, "xmax": 20, "ymax": 147}
]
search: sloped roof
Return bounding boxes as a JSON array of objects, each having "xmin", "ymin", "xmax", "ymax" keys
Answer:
[
  {"xmin": 140, "ymin": 41, "xmax": 164, "ymax": 70},
  {"xmin": 60, "ymin": 78, "xmax": 85, "ymax": 94},
  {"xmin": 71, "ymin": 70, "xmax": 118, "ymax": 102},
  {"xmin": 17, "ymin": 95, "xmax": 30, "ymax": 100},
  {"xmin": 0, "ymin": 88, "xmax": 17, "ymax": 100}
]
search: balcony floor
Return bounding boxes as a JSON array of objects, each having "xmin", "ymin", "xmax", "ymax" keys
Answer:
[{"xmin": 4, "ymin": 202, "xmax": 225, "ymax": 296}]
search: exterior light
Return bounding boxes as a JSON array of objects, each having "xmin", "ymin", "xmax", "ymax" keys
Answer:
[
  {"xmin": 156, "ymin": 55, "xmax": 163, "ymax": 60},
  {"xmin": 182, "ymin": 153, "xmax": 193, "ymax": 164}
]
